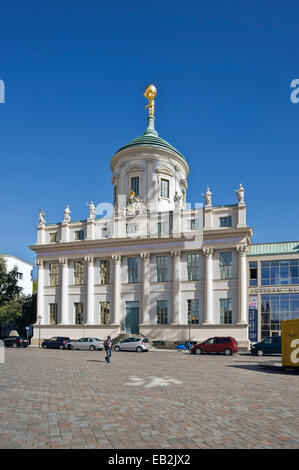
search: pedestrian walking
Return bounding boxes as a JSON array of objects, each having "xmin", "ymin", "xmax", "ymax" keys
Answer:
[{"xmin": 104, "ymin": 336, "xmax": 112, "ymax": 363}]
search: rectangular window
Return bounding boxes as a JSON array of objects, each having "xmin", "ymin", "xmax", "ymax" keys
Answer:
[
  {"xmin": 131, "ymin": 176, "xmax": 140, "ymax": 196},
  {"xmin": 261, "ymin": 260, "xmax": 299, "ymax": 286},
  {"xmin": 128, "ymin": 257, "xmax": 138, "ymax": 283},
  {"xmin": 74, "ymin": 261, "xmax": 84, "ymax": 285},
  {"xmin": 188, "ymin": 219, "xmax": 196, "ymax": 230},
  {"xmin": 187, "ymin": 253, "xmax": 200, "ymax": 281},
  {"xmin": 220, "ymin": 216, "xmax": 232, "ymax": 228},
  {"xmin": 100, "ymin": 302, "xmax": 110, "ymax": 325},
  {"xmin": 187, "ymin": 299, "xmax": 199, "ymax": 324},
  {"xmin": 17, "ymin": 272, "xmax": 23, "ymax": 280},
  {"xmin": 50, "ymin": 232, "xmax": 58, "ymax": 242},
  {"xmin": 220, "ymin": 298, "xmax": 232, "ymax": 324},
  {"xmin": 74, "ymin": 302, "xmax": 83, "ymax": 324},
  {"xmin": 100, "ymin": 260, "xmax": 110, "ymax": 284},
  {"xmin": 249, "ymin": 261, "xmax": 258, "ymax": 286},
  {"xmin": 126, "ymin": 223, "xmax": 137, "ymax": 234},
  {"xmin": 160, "ymin": 178, "xmax": 169, "ymax": 199},
  {"xmin": 157, "ymin": 256, "xmax": 168, "ymax": 282},
  {"xmin": 74, "ymin": 230, "xmax": 84, "ymax": 240},
  {"xmin": 49, "ymin": 303, "xmax": 58, "ymax": 325},
  {"xmin": 49, "ymin": 263, "xmax": 59, "ymax": 286},
  {"xmin": 219, "ymin": 252, "xmax": 232, "ymax": 279},
  {"xmin": 157, "ymin": 300, "xmax": 168, "ymax": 324},
  {"xmin": 261, "ymin": 293, "xmax": 299, "ymax": 333}
]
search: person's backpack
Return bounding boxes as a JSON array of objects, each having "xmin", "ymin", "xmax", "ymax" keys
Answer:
[{"xmin": 104, "ymin": 340, "xmax": 109, "ymax": 350}]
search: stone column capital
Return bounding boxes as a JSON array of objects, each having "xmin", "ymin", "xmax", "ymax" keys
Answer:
[
  {"xmin": 171, "ymin": 250, "xmax": 181, "ymax": 260},
  {"xmin": 84, "ymin": 256, "xmax": 95, "ymax": 266},
  {"xmin": 36, "ymin": 259, "xmax": 45, "ymax": 268},
  {"xmin": 112, "ymin": 254, "xmax": 121, "ymax": 264},
  {"xmin": 203, "ymin": 248, "xmax": 214, "ymax": 258},
  {"xmin": 59, "ymin": 257, "xmax": 69, "ymax": 266},
  {"xmin": 237, "ymin": 245, "xmax": 248, "ymax": 256},
  {"xmin": 140, "ymin": 252, "xmax": 150, "ymax": 263}
]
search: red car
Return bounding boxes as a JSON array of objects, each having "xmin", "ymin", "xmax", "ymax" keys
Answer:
[{"xmin": 190, "ymin": 337, "xmax": 238, "ymax": 356}]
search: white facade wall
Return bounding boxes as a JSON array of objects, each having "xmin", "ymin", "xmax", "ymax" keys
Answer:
[{"xmin": 2, "ymin": 255, "xmax": 33, "ymax": 296}]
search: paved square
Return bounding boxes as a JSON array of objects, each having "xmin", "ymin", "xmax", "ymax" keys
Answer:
[{"xmin": 0, "ymin": 348, "xmax": 298, "ymax": 449}]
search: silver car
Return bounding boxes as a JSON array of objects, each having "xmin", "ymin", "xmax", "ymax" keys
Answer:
[
  {"xmin": 114, "ymin": 337, "xmax": 149, "ymax": 352},
  {"xmin": 67, "ymin": 337, "xmax": 104, "ymax": 351}
]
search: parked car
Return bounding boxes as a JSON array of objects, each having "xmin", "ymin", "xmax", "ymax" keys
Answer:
[
  {"xmin": 251, "ymin": 336, "xmax": 281, "ymax": 356},
  {"xmin": 190, "ymin": 337, "xmax": 238, "ymax": 355},
  {"xmin": 67, "ymin": 337, "xmax": 104, "ymax": 351},
  {"xmin": 114, "ymin": 337, "xmax": 149, "ymax": 352},
  {"xmin": 41, "ymin": 337, "xmax": 71, "ymax": 349},
  {"xmin": 3, "ymin": 336, "xmax": 28, "ymax": 348}
]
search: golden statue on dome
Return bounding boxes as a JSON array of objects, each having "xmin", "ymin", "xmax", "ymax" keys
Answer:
[{"xmin": 144, "ymin": 84, "xmax": 157, "ymax": 116}]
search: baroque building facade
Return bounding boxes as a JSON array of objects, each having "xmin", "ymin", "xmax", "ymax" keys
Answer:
[{"xmin": 31, "ymin": 86, "xmax": 253, "ymax": 348}]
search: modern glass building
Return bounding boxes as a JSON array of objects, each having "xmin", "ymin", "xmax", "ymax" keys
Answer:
[{"xmin": 247, "ymin": 242, "xmax": 299, "ymax": 342}]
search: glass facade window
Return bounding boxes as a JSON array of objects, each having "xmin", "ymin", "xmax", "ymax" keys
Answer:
[
  {"xmin": 219, "ymin": 252, "xmax": 232, "ymax": 279},
  {"xmin": 261, "ymin": 294, "xmax": 299, "ymax": 337},
  {"xmin": 157, "ymin": 256, "xmax": 168, "ymax": 282},
  {"xmin": 220, "ymin": 298, "xmax": 232, "ymax": 324},
  {"xmin": 249, "ymin": 261, "xmax": 258, "ymax": 286},
  {"xmin": 74, "ymin": 302, "xmax": 83, "ymax": 324},
  {"xmin": 131, "ymin": 176, "xmax": 139, "ymax": 196},
  {"xmin": 158, "ymin": 221, "xmax": 169, "ymax": 235},
  {"xmin": 128, "ymin": 257, "xmax": 138, "ymax": 283},
  {"xmin": 74, "ymin": 230, "xmax": 84, "ymax": 240},
  {"xmin": 49, "ymin": 303, "xmax": 58, "ymax": 325},
  {"xmin": 157, "ymin": 300, "xmax": 168, "ymax": 324},
  {"xmin": 187, "ymin": 299, "xmax": 199, "ymax": 324},
  {"xmin": 100, "ymin": 301, "xmax": 110, "ymax": 324},
  {"xmin": 160, "ymin": 179, "xmax": 169, "ymax": 198},
  {"xmin": 220, "ymin": 216, "xmax": 232, "ymax": 228},
  {"xmin": 100, "ymin": 260, "xmax": 110, "ymax": 284},
  {"xmin": 187, "ymin": 254, "xmax": 200, "ymax": 281},
  {"xmin": 74, "ymin": 261, "xmax": 84, "ymax": 285},
  {"xmin": 49, "ymin": 263, "xmax": 59, "ymax": 286},
  {"xmin": 261, "ymin": 260, "xmax": 299, "ymax": 286}
]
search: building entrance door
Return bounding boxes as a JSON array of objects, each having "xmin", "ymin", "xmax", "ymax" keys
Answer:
[{"xmin": 125, "ymin": 301, "xmax": 140, "ymax": 334}]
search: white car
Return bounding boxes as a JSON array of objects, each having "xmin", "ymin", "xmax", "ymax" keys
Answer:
[
  {"xmin": 113, "ymin": 337, "xmax": 149, "ymax": 352},
  {"xmin": 67, "ymin": 337, "xmax": 104, "ymax": 351}
]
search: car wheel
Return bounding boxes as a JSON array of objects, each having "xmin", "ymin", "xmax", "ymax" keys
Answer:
[
  {"xmin": 67, "ymin": 344, "xmax": 73, "ymax": 350},
  {"xmin": 114, "ymin": 346, "xmax": 120, "ymax": 352},
  {"xmin": 257, "ymin": 349, "xmax": 264, "ymax": 356},
  {"xmin": 42, "ymin": 344, "xmax": 47, "ymax": 349},
  {"xmin": 89, "ymin": 345, "xmax": 96, "ymax": 351},
  {"xmin": 224, "ymin": 348, "xmax": 232, "ymax": 356},
  {"xmin": 136, "ymin": 346, "xmax": 143, "ymax": 352},
  {"xmin": 59, "ymin": 345, "xmax": 64, "ymax": 350},
  {"xmin": 12, "ymin": 343, "xmax": 17, "ymax": 348},
  {"xmin": 195, "ymin": 348, "xmax": 202, "ymax": 355}
]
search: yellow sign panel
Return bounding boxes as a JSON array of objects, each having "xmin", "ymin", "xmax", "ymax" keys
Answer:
[{"xmin": 281, "ymin": 319, "xmax": 299, "ymax": 367}]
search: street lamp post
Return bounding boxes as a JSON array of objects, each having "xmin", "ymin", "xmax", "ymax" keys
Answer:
[
  {"xmin": 37, "ymin": 315, "xmax": 42, "ymax": 348},
  {"xmin": 188, "ymin": 314, "xmax": 191, "ymax": 349}
]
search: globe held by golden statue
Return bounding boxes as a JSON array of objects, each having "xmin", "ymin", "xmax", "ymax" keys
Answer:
[{"xmin": 144, "ymin": 84, "xmax": 157, "ymax": 116}]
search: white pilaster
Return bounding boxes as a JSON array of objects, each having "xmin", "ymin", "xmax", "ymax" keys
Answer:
[
  {"xmin": 59, "ymin": 258, "xmax": 69, "ymax": 324},
  {"xmin": 61, "ymin": 221, "xmax": 70, "ymax": 243},
  {"xmin": 203, "ymin": 248, "xmax": 214, "ymax": 324},
  {"xmin": 37, "ymin": 224, "xmax": 45, "ymax": 244},
  {"xmin": 112, "ymin": 254, "xmax": 121, "ymax": 325},
  {"xmin": 140, "ymin": 253, "xmax": 150, "ymax": 324},
  {"xmin": 36, "ymin": 259, "xmax": 45, "ymax": 324},
  {"xmin": 237, "ymin": 246, "xmax": 248, "ymax": 324},
  {"xmin": 85, "ymin": 256, "xmax": 95, "ymax": 325},
  {"xmin": 86, "ymin": 219, "xmax": 95, "ymax": 240},
  {"xmin": 171, "ymin": 250, "xmax": 181, "ymax": 324}
]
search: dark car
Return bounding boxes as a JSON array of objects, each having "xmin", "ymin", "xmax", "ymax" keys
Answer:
[
  {"xmin": 190, "ymin": 337, "xmax": 238, "ymax": 356},
  {"xmin": 3, "ymin": 336, "xmax": 28, "ymax": 348},
  {"xmin": 251, "ymin": 336, "xmax": 281, "ymax": 356},
  {"xmin": 42, "ymin": 336, "xmax": 71, "ymax": 350}
]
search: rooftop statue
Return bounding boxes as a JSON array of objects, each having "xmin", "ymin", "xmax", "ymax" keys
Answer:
[
  {"xmin": 144, "ymin": 84, "xmax": 157, "ymax": 116},
  {"xmin": 64, "ymin": 204, "xmax": 71, "ymax": 223},
  {"xmin": 202, "ymin": 187, "xmax": 212, "ymax": 206},
  {"xmin": 39, "ymin": 209, "xmax": 45, "ymax": 224},
  {"xmin": 235, "ymin": 184, "xmax": 245, "ymax": 204},
  {"xmin": 88, "ymin": 201, "xmax": 96, "ymax": 219}
]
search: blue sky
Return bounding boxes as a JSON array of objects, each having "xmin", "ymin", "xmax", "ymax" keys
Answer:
[{"xmin": 0, "ymin": 0, "xmax": 298, "ymax": 270}]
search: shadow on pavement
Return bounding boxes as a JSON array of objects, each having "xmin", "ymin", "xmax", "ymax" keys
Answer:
[{"xmin": 228, "ymin": 363, "xmax": 299, "ymax": 375}]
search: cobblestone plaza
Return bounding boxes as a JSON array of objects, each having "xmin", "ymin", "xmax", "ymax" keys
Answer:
[{"xmin": 0, "ymin": 348, "xmax": 298, "ymax": 449}]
